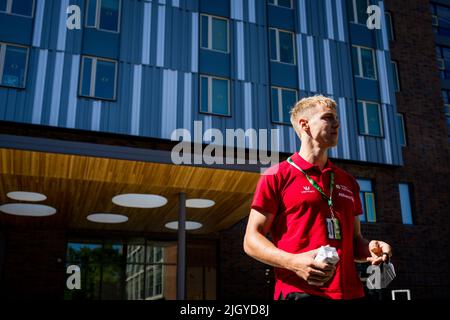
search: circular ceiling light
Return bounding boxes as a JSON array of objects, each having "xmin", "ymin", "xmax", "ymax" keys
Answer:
[
  {"xmin": 7, "ymin": 191, "xmax": 47, "ymax": 202},
  {"xmin": 112, "ymin": 194, "xmax": 168, "ymax": 208},
  {"xmin": 0, "ymin": 203, "xmax": 56, "ymax": 217},
  {"xmin": 186, "ymin": 199, "xmax": 215, "ymax": 208},
  {"xmin": 87, "ymin": 213, "xmax": 128, "ymax": 224},
  {"xmin": 164, "ymin": 221, "xmax": 203, "ymax": 230}
]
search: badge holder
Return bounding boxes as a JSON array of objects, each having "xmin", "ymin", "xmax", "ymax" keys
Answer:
[{"xmin": 326, "ymin": 208, "xmax": 341, "ymax": 240}]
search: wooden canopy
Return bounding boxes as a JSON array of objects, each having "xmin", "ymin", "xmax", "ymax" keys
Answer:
[{"xmin": 0, "ymin": 148, "xmax": 260, "ymax": 235}]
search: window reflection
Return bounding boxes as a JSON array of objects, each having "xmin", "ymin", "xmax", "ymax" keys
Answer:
[
  {"xmin": 65, "ymin": 239, "xmax": 215, "ymax": 300},
  {"xmin": 0, "ymin": 0, "xmax": 7, "ymax": 12},
  {"xmin": 1, "ymin": 45, "xmax": 28, "ymax": 88},
  {"xmin": 65, "ymin": 239, "xmax": 177, "ymax": 300},
  {"xmin": 11, "ymin": 0, "xmax": 33, "ymax": 16}
]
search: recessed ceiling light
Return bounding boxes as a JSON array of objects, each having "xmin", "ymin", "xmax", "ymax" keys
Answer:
[
  {"xmin": 186, "ymin": 199, "xmax": 215, "ymax": 208},
  {"xmin": 164, "ymin": 221, "xmax": 203, "ymax": 230},
  {"xmin": 7, "ymin": 191, "xmax": 47, "ymax": 202},
  {"xmin": 0, "ymin": 203, "xmax": 56, "ymax": 217},
  {"xmin": 112, "ymin": 194, "xmax": 168, "ymax": 208},
  {"xmin": 87, "ymin": 213, "xmax": 128, "ymax": 224}
]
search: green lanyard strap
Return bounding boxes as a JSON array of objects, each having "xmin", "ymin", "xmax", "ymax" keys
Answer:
[{"xmin": 287, "ymin": 157, "xmax": 335, "ymax": 209}]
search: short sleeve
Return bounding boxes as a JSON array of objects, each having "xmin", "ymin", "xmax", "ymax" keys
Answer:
[
  {"xmin": 251, "ymin": 173, "xmax": 279, "ymax": 215},
  {"xmin": 352, "ymin": 177, "xmax": 363, "ymax": 216}
]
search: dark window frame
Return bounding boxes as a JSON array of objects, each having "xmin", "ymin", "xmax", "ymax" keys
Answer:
[
  {"xmin": 78, "ymin": 55, "xmax": 119, "ymax": 101},
  {"xmin": 0, "ymin": 42, "xmax": 30, "ymax": 89}
]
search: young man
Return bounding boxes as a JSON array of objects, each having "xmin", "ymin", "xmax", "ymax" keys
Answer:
[{"xmin": 244, "ymin": 95, "xmax": 392, "ymax": 300}]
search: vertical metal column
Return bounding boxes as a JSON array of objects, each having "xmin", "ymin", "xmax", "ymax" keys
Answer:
[{"xmin": 177, "ymin": 192, "xmax": 186, "ymax": 300}]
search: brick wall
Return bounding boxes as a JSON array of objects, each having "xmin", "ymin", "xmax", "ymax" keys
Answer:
[
  {"xmin": 0, "ymin": 228, "xmax": 66, "ymax": 300},
  {"xmin": 383, "ymin": 0, "xmax": 450, "ymax": 298}
]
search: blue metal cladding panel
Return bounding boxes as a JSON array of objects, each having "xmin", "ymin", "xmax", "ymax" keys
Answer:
[
  {"xmin": 270, "ymin": 63, "xmax": 298, "ymax": 89},
  {"xmin": 32, "ymin": 0, "xmax": 56, "ymax": 49},
  {"xmin": 349, "ymin": 24, "xmax": 377, "ymax": 48},
  {"xmin": 184, "ymin": 0, "xmax": 200, "ymax": 12},
  {"xmin": 165, "ymin": 6, "xmax": 187, "ymax": 71},
  {"xmin": 0, "ymin": 0, "xmax": 404, "ymax": 166},
  {"xmin": 37, "ymin": 0, "xmax": 71, "ymax": 52},
  {"xmin": 315, "ymin": 37, "xmax": 326, "ymax": 94},
  {"xmin": 64, "ymin": 0, "xmax": 84, "ymax": 54},
  {"xmin": 308, "ymin": 0, "xmax": 327, "ymax": 38},
  {"xmin": 341, "ymin": 97, "xmax": 360, "ymax": 160},
  {"xmin": 0, "ymin": 14, "xmax": 33, "ymax": 45},
  {"xmin": 139, "ymin": 65, "xmax": 161, "ymax": 137},
  {"xmin": 199, "ymin": 0, "xmax": 229, "ymax": 17},
  {"xmin": 119, "ymin": 0, "xmax": 145, "ymax": 64},
  {"xmin": 199, "ymin": 50, "xmax": 230, "ymax": 78},
  {"xmin": 337, "ymin": 41, "xmax": 356, "ymax": 98},
  {"xmin": 254, "ymin": 0, "xmax": 266, "ymax": 26},
  {"xmin": 83, "ymin": 30, "xmax": 120, "ymax": 59},
  {"xmin": 267, "ymin": 5, "xmax": 295, "ymax": 31},
  {"xmin": 245, "ymin": 24, "xmax": 269, "ymax": 84},
  {"xmin": 354, "ymin": 79, "xmax": 380, "ymax": 101},
  {"xmin": 328, "ymin": 0, "xmax": 341, "ymax": 41}
]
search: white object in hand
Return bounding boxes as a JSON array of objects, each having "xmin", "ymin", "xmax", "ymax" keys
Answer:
[{"xmin": 314, "ymin": 245, "xmax": 340, "ymax": 265}]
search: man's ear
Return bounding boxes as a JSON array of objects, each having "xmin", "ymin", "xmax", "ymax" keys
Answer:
[{"xmin": 299, "ymin": 118, "xmax": 309, "ymax": 132}]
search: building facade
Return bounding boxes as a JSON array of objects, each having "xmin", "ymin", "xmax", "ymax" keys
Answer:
[{"xmin": 0, "ymin": 0, "xmax": 449, "ymax": 300}]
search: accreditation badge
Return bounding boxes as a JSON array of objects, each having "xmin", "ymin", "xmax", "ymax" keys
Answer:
[{"xmin": 326, "ymin": 218, "xmax": 341, "ymax": 240}]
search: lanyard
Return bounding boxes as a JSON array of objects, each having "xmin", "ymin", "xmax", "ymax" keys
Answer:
[{"xmin": 287, "ymin": 157, "xmax": 335, "ymax": 216}]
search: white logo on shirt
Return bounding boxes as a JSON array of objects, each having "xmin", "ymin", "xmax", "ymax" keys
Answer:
[
  {"xmin": 336, "ymin": 184, "xmax": 353, "ymax": 194},
  {"xmin": 338, "ymin": 192, "xmax": 354, "ymax": 202},
  {"xmin": 301, "ymin": 186, "xmax": 315, "ymax": 194}
]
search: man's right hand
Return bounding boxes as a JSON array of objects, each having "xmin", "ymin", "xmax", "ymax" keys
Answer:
[{"xmin": 287, "ymin": 249, "xmax": 336, "ymax": 286}]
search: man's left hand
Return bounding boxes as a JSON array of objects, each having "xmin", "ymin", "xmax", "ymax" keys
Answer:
[{"xmin": 367, "ymin": 240, "xmax": 392, "ymax": 265}]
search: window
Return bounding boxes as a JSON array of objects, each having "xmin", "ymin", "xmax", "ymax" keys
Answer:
[
  {"xmin": 385, "ymin": 12, "xmax": 395, "ymax": 41},
  {"xmin": 435, "ymin": 46, "xmax": 450, "ymax": 80},
  {"xmin": 268, "ymin": 0, "xmax": 292, "ymax": 9},
  {"xmin": 391, "ymin": 60, "xmax": 400, "ymax": 92},
  {"xmin": 269, "ymin": 28, "xmax": 296, "ymax": 65},
  {"xmin": 398, "ymin": 184, "xmax": 413, "ymax": 225},
  {"xmin": 397, "ymin": 113, "xmax": 406, "ymax": 147},
  {"xmin": 85, "ymin": 0, "xmax": 121, "ymax": 33},
  {"xmin": 357, "ymin": 101, "xmax": 383, "ymax": 137},
  {"xmin": 65, "ymin": 239, "xmax": 177, "ymax": 300},
  {"xmin": 0, "ymin": 43, "xmax": 29, "ymax": 88},
  {"xmin": 441, "ymin": 90, "xmax": 450, "ymax": 138},
  {"xmin": 200, "ymin": 75, "xmax": 230, "ymax": 116},
  {"xmin": 430, "ymin": 2, "xmax": 450, "ymax": 37},
  {"xmin": 65, "ymin": 242, "xmax": 122, "ymax": 300},
  {"xmin": 352, "ymin": 46, "xmax": 377, "ymax": 80},
  {"xmin": 142, "ymin": 246, "xmax": 164, "ymax": 299},
  {"xmin": 356, "ymin": 179, "xmax": 376, "ymax": 223},
  {"xmin": 271, "ymin": 87, "xmax": 298, "ymax": 124},
  {"xmin": 0, "ymin": 0, "xmax": 34, "ymax": 17},
  {"xmin": 349, "ymin": 0, "xmax": 369, "ymax": 25},
  {"xmin": 200, "ymin": 14, "xmax": 229, "ymax": 53},
  {"xmin": 80, "ymin": 56, "xmax": 118, "ymax": 100}
]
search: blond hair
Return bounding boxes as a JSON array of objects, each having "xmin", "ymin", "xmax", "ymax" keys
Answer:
[{"xmin": 290, "ymin": 95, "xmax": 337, "ymax": 136}]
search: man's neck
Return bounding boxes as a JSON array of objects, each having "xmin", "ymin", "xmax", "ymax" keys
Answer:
[{"xmin": 298, "ymin": 142, "xmax": 329, "ymax": 171}]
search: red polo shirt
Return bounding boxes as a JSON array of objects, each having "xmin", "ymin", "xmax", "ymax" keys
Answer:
[{"xmin": 251, "ymin": 152, "xmax": 365, "ymax": 300}]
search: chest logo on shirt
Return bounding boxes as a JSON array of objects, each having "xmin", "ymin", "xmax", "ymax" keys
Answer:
[
  {"xmin": 336, "ymin": 184, "xmax": 352, "ymax": 194},
  {"xmin": 336, "ymin": 185, "xmax": 354, "ymax": 202},
  {"xmin": 301, "ymin": 186, "xmax": 315, "ymax": 194}
]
